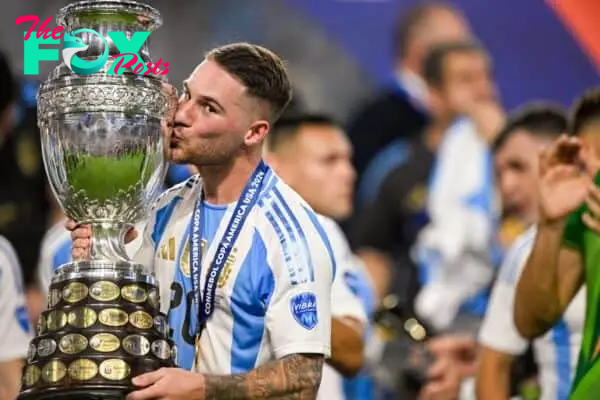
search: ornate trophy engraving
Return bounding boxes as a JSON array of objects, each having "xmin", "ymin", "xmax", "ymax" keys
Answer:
[{"xmin": 19, "ymin": 1, "xmax": 178, "ymax": 399}]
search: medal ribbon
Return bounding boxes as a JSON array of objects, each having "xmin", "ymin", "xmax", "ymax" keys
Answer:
[{"xmin": 189, "ymin": 160, "xmax": 269, "ymax": 336}]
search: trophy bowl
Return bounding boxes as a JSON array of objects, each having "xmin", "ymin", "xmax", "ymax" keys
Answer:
[{"xmin": 19, "ymin": 1, "xmax": 179, "ymax": 399}]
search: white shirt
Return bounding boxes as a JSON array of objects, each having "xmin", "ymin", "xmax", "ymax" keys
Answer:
[
  {"xmin": 0, "ymin": 235, "xmax": 32, "ymax": 362},
  {"xmin": 479, "ymin": 227, "xmax": 585, "ymax": 400},
  {"xmin": 135, "ymin": 171, "xmax": 333, "ymax": 373},
  {"xmin": 316, "ymin": 216, "xmax": 372, "ymax": 400},
  {"xmin": 415, "ymin": 118, "xmax": 498, "ymax": 330}
]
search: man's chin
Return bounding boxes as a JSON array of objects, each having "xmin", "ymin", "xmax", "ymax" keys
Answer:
[{"xmin": 168, "ymin": 148, "xmax": 188, "ymax": 164}]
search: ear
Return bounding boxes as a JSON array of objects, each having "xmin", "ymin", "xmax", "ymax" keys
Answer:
[{"xmin": 244, "ymin": 120, "xmax": 269, "ymax": 147}]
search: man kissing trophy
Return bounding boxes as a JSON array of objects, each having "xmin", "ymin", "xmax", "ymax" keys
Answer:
[{"xmin": 18, "ymin": 1, "xmax": 178, "ymax": 399}]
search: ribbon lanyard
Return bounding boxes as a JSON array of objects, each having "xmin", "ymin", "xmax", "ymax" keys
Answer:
[{"xmin": 189, "ymin": 160, "xmax": 269, "ymax": 336}]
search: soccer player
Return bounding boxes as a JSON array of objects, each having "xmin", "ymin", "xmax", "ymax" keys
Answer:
[
  {"xmin": 0, "ymin": 236, "xmax": 32, "ymax": 400},
  {"xmin": 477, "ymin": 104, "xmax": 584, "ymax": 400},
  {"xmin": 513, "ymin": 89, "xmax": 600, "ymax": 399},
  {"xmin": 265, "ymin": 113, "xmax": 376, "ymax": 398},
  {"xmin": 70, "ymin": 43, "xmax": 334, "ymax": 399}
]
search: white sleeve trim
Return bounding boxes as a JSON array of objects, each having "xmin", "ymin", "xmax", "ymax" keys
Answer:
[{"xmin": 274, "ymin": 343, "xmax": 331, "ymax": 359}]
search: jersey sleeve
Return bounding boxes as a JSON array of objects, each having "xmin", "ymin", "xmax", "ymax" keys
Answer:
[
  {"xmin": 0, "ymin": 237, "xmax": 32, "ymax": 362},
  {"xmin": 478, "ymin": 229, "xmax": 536, "ymax": 354},
  {"xmin": 264, "ymin": 207, "xmax": 333, "ymax": 359},
  {"xmin": 321, "ymin": 217, "xmax": 371, "ymax": 325}
]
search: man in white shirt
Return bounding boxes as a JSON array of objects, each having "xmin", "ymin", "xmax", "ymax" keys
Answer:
[
  {"xmin": 477, "ymin": 104, "xmax": 584, "ymax": 400},
  {"xmin": 265, "ymin": 113, "xmax": 376, "ymax": 399},
  {"xmin": 70, "ymin": 43, "xmax": 334, "ymax": 399},
  {"xmin": 0, "ymin": 235, "xmax": 32, "ymax": 400}
]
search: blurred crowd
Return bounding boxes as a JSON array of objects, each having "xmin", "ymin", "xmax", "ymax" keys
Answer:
[{"xmin": 0, "ymin": 1, "xmax": 596, "ymax": 399}]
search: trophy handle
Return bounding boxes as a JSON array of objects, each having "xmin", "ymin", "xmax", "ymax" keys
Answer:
[{"xmin": 89, "ymin": 222, "xmax": 133, "ymax": 262}]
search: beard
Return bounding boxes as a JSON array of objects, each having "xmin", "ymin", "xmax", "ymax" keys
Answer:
[{"xmin": 170, "ymin": 134, "xmax": 244, "ymax": 167}]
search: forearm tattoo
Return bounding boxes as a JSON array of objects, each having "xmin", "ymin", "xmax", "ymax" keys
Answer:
[{"xmin": 203, "ymin": 353, "xmax": 323, "ymax": 399}]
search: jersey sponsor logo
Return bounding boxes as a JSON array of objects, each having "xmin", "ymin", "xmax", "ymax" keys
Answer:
[
  {"xmin": 290, "ymin": 292, "xmax": 318, "ymax": 330},
  {"xmin": 15, "ymin": 305, "xmax": 30, "ymax": 333}
]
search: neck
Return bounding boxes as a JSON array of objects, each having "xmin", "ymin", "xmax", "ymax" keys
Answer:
[
  {"xmin": 196, "ymin": 151, "xmax": 262, "ymax": 205},
  {"xmin": 396, "ymin": 60, "xmax": 420, "ymax": 79}
]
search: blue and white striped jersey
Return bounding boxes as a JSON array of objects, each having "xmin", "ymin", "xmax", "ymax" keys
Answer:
[
  {"xmin": 135, "ymin": 170, "xmax": 334, "ymax": 374},
  {"xmin": 316, "ymin": 216, "xmax": 374, "ymax": 400},
  {"xmin": 0, "ymin": 235, "xmax": 31, "ymax": 362},
  {"xmin": 479, "ymin": 227, "xmax": 585, "ymax": 400}
]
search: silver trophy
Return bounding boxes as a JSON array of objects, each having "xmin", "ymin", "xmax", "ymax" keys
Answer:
[{"xmin": 19, "ymin": 1, "xmax": 178, "ymax": 399}]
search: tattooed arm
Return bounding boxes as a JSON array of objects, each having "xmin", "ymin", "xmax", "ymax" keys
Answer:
[{"xmin": 204, "ymin": 353, "xmax": 323, "ymax": 399}]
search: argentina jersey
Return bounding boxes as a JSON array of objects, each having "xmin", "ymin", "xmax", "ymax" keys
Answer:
[
  {"xmin": 479, "ymin": 227, "xmax": 585, "ymax": 400},
  {"xmin": 0, "ymin": 235, "xmax": 32, "ymax": 362},
  {"xmin": 136, "ymin": 168, "xmax": 334, "ymax": 374},
  {"xmin": 315, "ymin": 216, "xmax": 376, "ymax": 400}
]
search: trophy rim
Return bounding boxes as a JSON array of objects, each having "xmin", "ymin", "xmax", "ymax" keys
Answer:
[
  {"xmin": 52, "ymin": 260, "xmax": 156, "ymax": 285},
  {"xmin": 36, "ymin": 74, "xmax": 178, "ymax": 121},
  {"xmin": 57, "ymin": 0, "xmax": 162, "ymax": 29}
]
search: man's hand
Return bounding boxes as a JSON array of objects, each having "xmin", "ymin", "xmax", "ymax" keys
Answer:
[
  {"xmin": 418, "ymin": 356, "xmax": 462, "ymax": 400},
  {"xmin": 126, "ymin": 368, "xmax": 205, "ymax": 400},
  {"xmin": 66, "ymin": 220, "xmax": 138, "ymax": 260},
  {"xmin": 583, "ymin": 184, "xmax": 600, "ymax": 234},
  {"xmin": 468, "ymin": 100, "xmax": 505, "ymax": 143},
  {"xmin": 418, "ymin": 335, "xmax": 478, "ymax": 400},
  {"xmin": 537, "ymin": 135, "xmax": 597, "ymax": 225}
]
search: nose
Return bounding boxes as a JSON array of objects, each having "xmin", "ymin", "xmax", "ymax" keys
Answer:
[
  {"xmin": 499, "ymin": 171, "xmax": 519, "ymax": 204},
  {"xmin": 174, "ymin": 98, "xmax": 191, "ymax": 126}
]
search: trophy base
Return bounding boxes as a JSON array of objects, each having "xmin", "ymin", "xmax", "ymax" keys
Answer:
[
  {"xmin": 19, "ymin": 386, "xmax": 132, "ymax": 400},
  {"xmin": 18, "ymin": 260, "xmax": 177, "ymax": 400}
]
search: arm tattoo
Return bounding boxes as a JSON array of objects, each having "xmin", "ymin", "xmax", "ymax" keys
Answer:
[{"xmin": 203, "ymin": 353, "xmax": 323, "ymax": 399}]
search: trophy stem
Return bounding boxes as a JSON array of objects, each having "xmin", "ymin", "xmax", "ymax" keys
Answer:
[{"xmin": 89, "ymin": 222, "xmax": 132, "ymax": 262}]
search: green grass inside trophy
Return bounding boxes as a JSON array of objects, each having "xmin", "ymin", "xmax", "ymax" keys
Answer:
[{"xmin": 18, "ymin": 1, "xmax": 178, "ymax": 399}]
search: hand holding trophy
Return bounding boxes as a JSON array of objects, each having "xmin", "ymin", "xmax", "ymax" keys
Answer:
[{"xmin": 19, "ymin": 1, "xmax": 178, "ymax": 399}]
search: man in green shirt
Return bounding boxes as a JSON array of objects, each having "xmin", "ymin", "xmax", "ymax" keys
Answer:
[{"xmin": 514, "ymin": 88, "xmax": 600, "ymax": 398}]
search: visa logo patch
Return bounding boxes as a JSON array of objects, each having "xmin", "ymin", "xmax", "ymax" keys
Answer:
[{"xmin": 290, "ymin": 292, "xmax": 318, "ymax": 330}]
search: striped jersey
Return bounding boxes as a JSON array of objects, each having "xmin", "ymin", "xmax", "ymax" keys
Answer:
[
  {"xmin": 315, "ymin": 216, "xmax": 374, "ymax": 400},
  {"xmin": 135, "ymin": 170, "xmax": 334, "ymax": 373},
  {"xmin": 0, "ymin": 235, "xmax": 31, "ymax": 362},
  {"xmin": 479, "ymin": 227, "xmax": 584, "ymax": 400}
]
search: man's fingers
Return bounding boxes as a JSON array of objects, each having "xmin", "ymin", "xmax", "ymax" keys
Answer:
[
  {"xmin": 582, "ymin": 212, "xmax": 600, "ymax": 234},
  {"xmin": 72, "ymin": 238, "xmax": 91, "ymax": 250},
  {"xmin": 65, "ymin": 220, "xmax": 78, "ymax": 231},
  {"xmin": 586, "ymin": 187, "xmax": 600, "ymax": 216},
  {"xmin": 124, "ymin": 228, "xmax": 138, "ymax": 244},
  {"xmin": 70, "ymin": 226, "xmax": 92, "ymax": 240},
  {"xmin": 125, "ymin": 384, "xmax": 163, "ymax": 400},
  {"xmin": 71, "ymin": 248, "xmax": 89, "ymax": 261},
  {"xmin": 132, "ymin": 368, "xmax": 166, "ymax": 387}
]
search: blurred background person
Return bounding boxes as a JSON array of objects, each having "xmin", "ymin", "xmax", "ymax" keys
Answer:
[
  {"xmin": 514, "ymin": 89, "xmax": 600, "ymax": 399},
  {"xmin": 348, "ymin": 1, "xmax": 471, "ymax": 209},
  {"xmin": 349, "ymin": 40, "xmax": 495, "ymax": 399},
  {"xmin": 414, "ymin": 40, "xmax": 503, "ymax": 333},
  {"xmin": 477, "ymin": 104, "xmax": 585, "ymax": 400},
  {"xmin": 350, "ymin": 40, "xmax": 496, "ymax": 322},
  {"xmin": 265, "ymin": 113, "xmax": 378, "ymax": 399},
  {"xmin": 0, "ymin": 51, "xmax": 57, "ymax": 326},
  {"xmin": 0, "ymin": 235, "xmax": 32, "ymax": 400}
]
